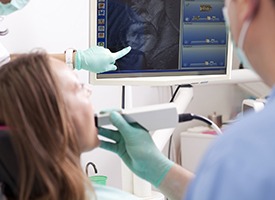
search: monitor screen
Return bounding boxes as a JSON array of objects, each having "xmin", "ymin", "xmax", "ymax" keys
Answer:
[{"xmin": 91, "ymin": 0, "xmax": 233, "ymax": 86}]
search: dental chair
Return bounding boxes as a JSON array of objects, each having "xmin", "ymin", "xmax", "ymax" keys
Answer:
[{"xmin": 0, "ymin": 130, "xmax": 19, "ymax": 199}]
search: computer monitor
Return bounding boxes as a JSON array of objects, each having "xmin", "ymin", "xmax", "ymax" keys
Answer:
[{"xmin": 90, "ymin": 0, "xmax": 233, "ymax": 86}]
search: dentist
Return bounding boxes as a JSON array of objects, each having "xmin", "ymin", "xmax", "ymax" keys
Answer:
[{"xmin": 99, "ymin": 0, "xmax": 275, "ymax": 200}]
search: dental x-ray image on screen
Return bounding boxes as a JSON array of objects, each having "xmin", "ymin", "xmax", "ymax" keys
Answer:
[
  {"xmin": 106, "ymin": 0, "xmax": 181, "ymax": 70},
  {"xmin": 92, "ymin": 0, "xmax": 232, "ymax": 86}
]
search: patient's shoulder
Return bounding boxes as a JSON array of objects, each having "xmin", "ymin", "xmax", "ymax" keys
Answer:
[{"xmin": 92, "ymin": 184, "xmax": 139, "ymax": 200}]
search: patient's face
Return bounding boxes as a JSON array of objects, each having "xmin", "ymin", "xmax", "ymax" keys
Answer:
[{"xmin": 50, "ymin": 58, "xmax": 99, "ymax": 152}]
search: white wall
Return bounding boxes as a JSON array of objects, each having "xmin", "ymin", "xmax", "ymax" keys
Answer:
[
  {"xmin": 1, "ymin": 0, "xmax": 90, "ymax": 53},
  {"xmin": 1, "ymin": 0, "xmax": 265, "ymax": 190}
]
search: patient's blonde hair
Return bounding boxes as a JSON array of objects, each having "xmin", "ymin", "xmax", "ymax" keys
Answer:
[{"xmin": 0, "ymin": 53, "xmax": 94, "ymax": 200}]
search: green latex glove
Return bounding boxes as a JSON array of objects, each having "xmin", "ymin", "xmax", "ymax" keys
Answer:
[
  {"xmin": 98, "ymin": 111, "xmax": 174, "ymax": 188},
  {"xmin": 75, "ymin": 46, "xmax": 131, "ymax": 73}
]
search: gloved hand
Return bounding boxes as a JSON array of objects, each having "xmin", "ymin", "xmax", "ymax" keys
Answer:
[
  {"xmin": 75, "ymin": 46, "xmax": 131, "ymax": 73},
  {"xmin": 98, "ymin": 111, "xmax": 174, "ymax": 188}
]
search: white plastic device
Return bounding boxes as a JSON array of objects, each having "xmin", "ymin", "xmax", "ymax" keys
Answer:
[
  {"xmin": 242, "ymin": 98, "xmax": 266, "ymax": 114},
  {"xmin": 95, "ymin": 103, "xmax": 178, "ymax": 131}
]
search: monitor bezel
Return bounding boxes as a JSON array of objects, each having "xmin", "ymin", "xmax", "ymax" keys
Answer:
[{"xmin": 89, "ymin": 0, "xmax": 233, "ymax": 86}]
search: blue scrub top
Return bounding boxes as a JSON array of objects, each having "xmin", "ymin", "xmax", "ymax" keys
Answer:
[{"xmin": 184, "ymin": 87, "xmax": 275, "ymax": 200}]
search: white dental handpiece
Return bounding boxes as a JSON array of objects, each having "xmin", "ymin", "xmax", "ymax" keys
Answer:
[{"xmin": 94, "ymin": 103, "xmax": 178, "ymax": 131}]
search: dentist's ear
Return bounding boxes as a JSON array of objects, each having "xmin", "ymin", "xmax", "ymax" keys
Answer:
[{"xmin": 242, "ymin": 0, "xmax": 259, "ymax": 21}]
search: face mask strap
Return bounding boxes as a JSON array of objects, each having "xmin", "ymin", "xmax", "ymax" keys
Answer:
[
  {"xmin": 237, "ymin": 19, "xmax": 252, "ymax": 49},
  {"xmin": 222, "ymin": 7, "xmax": 229, "ymax": 24}
]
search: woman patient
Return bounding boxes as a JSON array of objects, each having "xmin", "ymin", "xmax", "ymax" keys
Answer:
[{"xmin": 0, "ymin": 53, "xmax": 138, "ymax": 200}]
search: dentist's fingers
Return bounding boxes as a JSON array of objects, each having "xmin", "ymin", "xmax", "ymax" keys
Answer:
[
  {"xmin": 112, "ymin": 46, "xmax": 131, "ymax": 60},
  {"xmin": 96, "ymin": 64, "xmax": 117, "ymax": 73},
  {"xmin": 98, "ymin": 127, "xmax": 121, "ymax": 142},
  {"xmin": 99, "ymin": 109, "xmax": 121, "ymax": 115},
  {"xmin": 100, "ymin": 140, "xmax": 119, "ymax": 153},
  {"xmin": 109, "ymin": 111, "xmax": 134, "ymax": 136}
]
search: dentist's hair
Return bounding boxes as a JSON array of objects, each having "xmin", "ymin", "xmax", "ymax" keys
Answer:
[{"xmin": 0, "ymin": 53, "xmax": 93, "ymax": 200}]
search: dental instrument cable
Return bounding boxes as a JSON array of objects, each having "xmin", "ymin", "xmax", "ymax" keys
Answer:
[
  {"xmin": 178, "ymin": 113, "xmax": 223, "ymax": 135},
  {"xmin": 169, "ymin": 84, "xmax": 222, "ymax": 135},
  {"xmin": 168, "ymin": 84, "xmax": 222, "ymax": 160},
  {"xmin": 168, "ymin": 112, "xmax": 222, "ymax": 160}
]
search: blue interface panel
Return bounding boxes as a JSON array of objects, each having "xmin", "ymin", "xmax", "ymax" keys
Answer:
[
  {"xmin": 182, "ymin": 1, "xmax": 227, "ymax": 70},
  {"xmin": 96, "ymin": 0, "xmax": 227, "ymax": 77}
]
